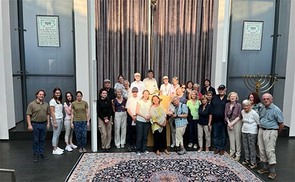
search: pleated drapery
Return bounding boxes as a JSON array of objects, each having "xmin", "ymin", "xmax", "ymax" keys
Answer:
[{"xmin": 95, "ymin": 0, "xmax": 214, "ymax": 88}]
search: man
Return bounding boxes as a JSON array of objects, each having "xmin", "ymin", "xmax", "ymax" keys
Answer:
[
  {"xmin": 171, "ymin": 96, "xmax": 188, "ymax": 155},
  {"xmin": 103, "ymin": 79, "xmax": 116, "ymax": 101},
  {"xmin": 211, "ymin": 84, "xmax": 227, "ymax": 155},
  {"xmin": 26, "ymin": 90, "xmax": 51, "ymax": 162},
  {"xmin": 130, "ymin": 73, "xmax": 146, "ymax": 98},
  {"xmin": 126, "ymin": 87, "xmax": 140, "ymax": 152},
  {"xmin": 143, "ymin": 69, "xmax": 158, "ymax": 95},
  {"xmin": 160, "ymin": 75, "xmax": 172, "ymax": 96},
  {"xmin": 257, "ymin": 93, "xmax": 284, "ymax": 180}
]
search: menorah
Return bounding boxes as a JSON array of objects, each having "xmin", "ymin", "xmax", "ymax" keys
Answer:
[{"xmin": 243, "ymin": 74, "xmax": 278, "ymax": 94}]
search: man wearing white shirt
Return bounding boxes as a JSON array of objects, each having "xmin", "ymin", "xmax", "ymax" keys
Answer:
[
  {"xmin": 130, "ymin": 72, "xmax": 146, "ymax": 98},
  {"xmin": 160, "ymin": 76, "xmax": 172, "ymax": 96},
  {"xmin": 143, "ymin": 69, "xmax": 158, "ymax": 95}
]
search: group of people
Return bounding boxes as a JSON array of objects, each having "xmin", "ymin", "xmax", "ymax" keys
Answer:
[
  {"xmin": 26, "ymin": 69, "xmax": 284, "ymax": 180},
  {"xmin": 26, "ymin": 89, "xmax": 89, "ymax": 162}
]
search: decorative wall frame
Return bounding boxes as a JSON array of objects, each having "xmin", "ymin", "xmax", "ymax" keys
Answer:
[
  {"xmin": 241, "ymin": 21, "xmax": 263, "ymax": 51},
  {"xmin": 36, "ymin": 15, "xmax": 60, "ymax": 47}
]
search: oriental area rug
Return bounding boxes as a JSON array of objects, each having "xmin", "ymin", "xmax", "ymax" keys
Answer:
[{"xmin": 66, "ymin": 152, "xmax": 262, "ymax": 182}]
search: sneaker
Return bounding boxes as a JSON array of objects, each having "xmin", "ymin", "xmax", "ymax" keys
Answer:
[
  {"xmin": 79, "ymin": 148, "xmax": 83, "ymax": 153},
  {"xmin": 188, "ymin": 143, "xmax": 193, "ymax": 148},
  {"xmin": 249, "ymin": 163, "xmax": 257, "ymax": 169},
  {"xmin": 52, "ymin": 149, "xmax": 63, "ymax": 155},
  {"xmin": 121, "ymin": 144, "xmax": 125, "ymax": 148},
  {"xmin": 143, "ymin": 150, "xmax": 149, "ymax": 154},
  {"xmin": 136, "ymin": 152, "xmax": 141, "ymax": 156},
  {"xmin": 170, "ymin": 143, "xmax": 175, "ymax": 148},
  {"xmin": 33, "ymin": 154, "xmax": 39, "ymax": 163},
  {"xmin": 197, "ymin": 148, "xmax": 203, "ymax": 152},
  {"xmin": 234, "ymin": 156, "xmax": 240, "ymax": 161},
  {"xmin": 242, "ymin": 160, "xmax": 250, "ymax": 165},
  {"xmin": 193, "ymin": 144, "xmax": 198, "ymax": 149},
  {"xmin": 40, "ymin": 154, "xmax": 49, "ymax": 160},
  {"xmin": 82, "ymin": 148, "xmax": 87, "ymax": 153},
  {"xmin": 70, "ymin": 144, "xmax": 78, "ymax": 149},
  {"xmin": 116, "ymin": 145, "xmax": 121, "ymax": 149},
  {"xmin": 65, "ymin": 145, "xmax": 73, "ymax": 152},
  {"xmin": 57, "ymin": 147, "xmax": 64, "ymax": 152},
  {"xmin": 268, "ymin": 172, "xmax": 277, "ymax": 179},
  {"xmin": 257, "ymin": 168, "xmax": 269, "ymax": 174},
  {"xmin": 177, "ymin": 148, "xmax": 187, "ymax": 155}
]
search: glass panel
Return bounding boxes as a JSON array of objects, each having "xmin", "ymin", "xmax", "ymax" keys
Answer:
[
  {"xmin": 10, "ymin": 0, "xmax": 21, "ymax": 74},
  {"xmin": 13, "ymin": 77, "xmax": 24, "ymax": 123},
  {"xmin": 227, "ymin": 78, "xmax": 252, "ymax": 101},
  {"xmin": 23, "ymin": 0, "xmax": 74, "ymax": 75},
  {"xmin": 26, "ymin": 76, "xmax": 76, "ymax": 105}
]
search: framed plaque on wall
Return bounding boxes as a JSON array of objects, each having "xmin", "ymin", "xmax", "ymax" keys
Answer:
[
  {"xmin": 241, "ymin": 21, "xmax": 263, "ymax": 51},
  {"xmin": 36, "ymin": 15, "xmax": 60, "ymax": 47}
]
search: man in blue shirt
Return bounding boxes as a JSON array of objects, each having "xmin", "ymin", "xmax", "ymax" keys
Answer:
[
  {"xmin": 257, "ymin": 93, "xmax": 284, "ymax": 180},
  {"xmin": 171, "ymin": 96, "xmax": 188, "ymax": 155}
]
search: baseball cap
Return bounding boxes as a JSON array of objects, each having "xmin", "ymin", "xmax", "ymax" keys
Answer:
[
  {"xmin": 104, "ymin": 79, "xmax": 111, "ymax": 83},
  {"xmin": 218, "ymin": 84, "xmax": 226, "ymax": 90},
  {"xmin": 163, "ymin": 76, "xmax": 168, "ymax": 79},
  {"xmin": 134, "ymin": 72, "xmax": 141, "ymax": 76},
  {"xmin": 131, "ymin": 87, "xmax": 139, "ymax": 92}
]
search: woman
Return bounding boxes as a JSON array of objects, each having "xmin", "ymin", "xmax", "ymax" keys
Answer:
[
  {"xmin": 97, "ymin": 88, "xmax": 113, "ymax": 151},
  {"xmin": 186, "ymin": 91, "xmax": 200, "ymax": 149},
  {"xmin": 114, "ymin": 75, "xmax": 125, "ymax": 90},
  {"xmin": 225, "ymin": 92, "xmax": 242, "ymax": 161},
  {"xmin": 241, "ymin": 99, "xmax": 260, "ymax": 169},
  {"xmin": 150, "ymin": 95, "xmax": 169, "ymax": 155},
  {"xmin": 71, "ymin": 91, "xmax": 89, "ymax": 153},
  {"xmin": 50, "ymin": 88, "xmax": 64, "ymax": 155},
  {"xmin": 193, "ymin": 83, "xmax": 203, "ymax": 100},
  {"xmin": 136, "ymin": 90, "xmax": 152, "ymax": 155},
  {"xmin": 64, "ymin": 92, "xmax": 77, "ymax": 152},
  {"xmin": 201, "ymin": 79, "xmax": 216, "ymax": 95},
  {"xmin": 185, "ymin": 81, "xmax": 194, "ymax": 99},
  {"xmin": 122, "ymin": 80, "xmax": 131, "ymax": 99},
  {"xmin": 112, "ymin": 89, "xmax": 127, "ymax": 148},
  {"xmin": 170, "ymin": 77, "xmax": 180, "ymax": 97},
  {"xmin": 248, "ymin": 92, "xmax": 262, "ymax": 113},
  {"xmin": 198, "ymin": 95, "xmax": 212, "ymax": 152}
]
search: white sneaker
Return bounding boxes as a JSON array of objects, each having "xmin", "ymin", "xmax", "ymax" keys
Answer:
[
  {"xmin": 193, "ymin": 144, "xmax": 198, "ymax": 149},
  {"xmin": 52, "ymin": 149, "xmax": 63, "ymax": 155},
  {"xmin": 65, "ymin": 145, "xmax": 73, "ymax": 152},
  {"xmin": 70, "ymin": 144, "xmax": 77, "ymax": 149},
  {"xmin": 57, "ymin": 147, "xmax": 64, "ymax": 152},
  {"xmin": 170, "ymin": 143, "xmax": 175, "ymax": 148},
  {"xmin": 188, "ymin": 143, "xmax": 193, "ymax": 148}
]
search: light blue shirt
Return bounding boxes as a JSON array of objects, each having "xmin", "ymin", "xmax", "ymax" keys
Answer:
[
  {"xmin": 175, "ymin": 103, "xmax": 188, "ymax": 127},
  {"xmin": 259, "ymin": 103, "xmax": 284, "ymax": 129}
]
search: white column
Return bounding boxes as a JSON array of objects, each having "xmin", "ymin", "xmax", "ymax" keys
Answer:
[
  {"xmin": 211, "ymin": 0, "xmax": 231, "ymax": 88},
  {"xmin": 0, "ymin": 0, "xmax": 16, "ymax": 139},
  {"xmin": 87, "ymin": 0, "xmax": 98, "ymax": 152},
  {"xmin": 283, "ymin": 0, "xmax": 295, "ymax": 137}
]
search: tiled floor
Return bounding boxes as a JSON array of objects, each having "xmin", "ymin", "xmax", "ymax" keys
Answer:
[{"xmin": 1, "ymin": 133, "xmax": 294, "ymax": 181}]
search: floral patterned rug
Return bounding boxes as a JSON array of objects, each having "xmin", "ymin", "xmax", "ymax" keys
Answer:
[{"xmin": 66, "ymin": 152, "xmax": 262, "ymax": 182}]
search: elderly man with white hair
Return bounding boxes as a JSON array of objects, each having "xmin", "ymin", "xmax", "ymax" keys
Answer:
[{"xmin": 257, "ymin": 93, "xmax": 284, "ymax": 180}]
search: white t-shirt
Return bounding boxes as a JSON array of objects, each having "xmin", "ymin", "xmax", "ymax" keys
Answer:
[
  {"xmin": 160, "ymin": 83, "xmax": 172, "ymax": 96},
  {"xmin": 130, "ymin": 81, "xmax": 146, "ymax": 98},
  {"xmin": 126, "ymin": 96, "xmax": 140, "ymax": 116},
  {"xmin": 49, "ymin": 98, "xmax": 63, "ymax": 119},
  {"xmin": 136, "ymin": 99, "xmax": 152, "ymax": 123},
  {"xmin": 241, "ymin": 109, "xmax": 260, "ymax": 134}
]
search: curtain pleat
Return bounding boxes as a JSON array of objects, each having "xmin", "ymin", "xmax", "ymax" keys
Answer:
[{"xmin": 95, "ymin": 0, "xmax": 214, "ymax": 88}]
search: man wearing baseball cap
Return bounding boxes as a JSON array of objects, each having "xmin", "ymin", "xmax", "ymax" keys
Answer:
[
  {"xmin": 160, "ymin": 75, "xmax": 172, "ymax": 96},
  {"xmin": 143, "ymin": 69, "xmax": 158, "ymax": 95},
  {"xmin": 130, "ymin": 73, "xmax": 146, "ymax": 98},
  {"xmin": 211, "ymin": 84, "xmax": 228, "ymax": 155}
]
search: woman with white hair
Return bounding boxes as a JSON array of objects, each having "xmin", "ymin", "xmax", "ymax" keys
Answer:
[
  {"xmin": 241, "ymin": 99, "xmax": 260, "ymax": 169},
  {"xmin": 224, "ymin": 92, "xmax": 242, "ymax": 161}
]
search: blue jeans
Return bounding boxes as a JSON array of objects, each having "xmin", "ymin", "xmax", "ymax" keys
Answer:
[
  {"xmin": 212, "ymin": 122, "xmax": 226, "ymax": 150},
  {"xmin": 188, "ymin": 119, "xmax": 198, "ymax": 144},
  {"xmin": 32, "ymin": 122, "xmax": 47, "ymax": 155},
  {"xmin": 136, "ymin": 121, "xmax": 150, "ymax": 152},
  {"xmin": 74, "ymin": 121, "xmax": 87, "ymax": 148}
]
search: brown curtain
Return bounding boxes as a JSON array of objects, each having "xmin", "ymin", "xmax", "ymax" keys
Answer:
[
  {"xmin": 152, "ymin": 0, "xmax": 214, "ymax": 85},
  {"xmin": 95, "ymin": 0, "xmax": 214, "ymax": 87}
]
